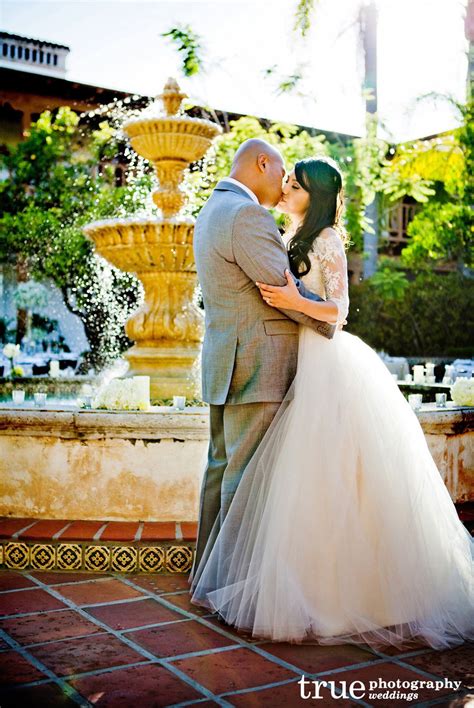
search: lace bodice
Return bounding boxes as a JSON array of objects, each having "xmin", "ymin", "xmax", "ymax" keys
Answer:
[{"xmin": 285, "ymin": 229, "xmax": 349, "ymax": 324}]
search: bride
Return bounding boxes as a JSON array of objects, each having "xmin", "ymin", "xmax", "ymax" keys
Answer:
[{"xmin": 189, "ymin": 156, "xmax": 474, "ymax": 650}]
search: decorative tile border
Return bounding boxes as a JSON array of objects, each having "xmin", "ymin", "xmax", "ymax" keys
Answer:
[
  {"xmin": 139, "ymin": 545, "xmax": 166, "ymax": 573},
  {"xmin": 4, "ymin": 541, "xmax": 29, "ymax": 570},
  {"xmin": 57, "ymin": 542, "xmax": 82, "ymax": 570},
  {"xmin": 1, "ymin": 540, "xmax": 195, "ymax": 573}
]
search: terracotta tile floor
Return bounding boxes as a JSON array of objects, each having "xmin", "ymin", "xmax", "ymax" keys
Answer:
[{"xmin": 0, "ymin": 569, "xmax": 472, "ymax": 707}]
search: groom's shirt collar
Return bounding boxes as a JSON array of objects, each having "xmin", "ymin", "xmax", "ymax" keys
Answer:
[{"xmin": 221, "ymin": 177, "xmax": 259, "ymax": 204}]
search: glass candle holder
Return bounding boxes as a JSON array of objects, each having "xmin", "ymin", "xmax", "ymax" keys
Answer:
[
  {"xmin": 413, "ymin": 365, "xmax": 425, "ymax": 384},
  {"xmin": 408, "ymin": 393, "xmax": 423, "ymax": 411},
  {"xmin": 49, "ymin": 360, "xmax": 60, "ymax": 378},
  {"xmin": 12, "ymin": 389, "xmax": 25, "ymax": 405},
  {"xmin": 435, "ymin": 393, "xmax": 447, "ymax": 408},
  {"xmin": 445, "ymin": 365, "xmax": 454, "ymax": 380},
  {"xmin": 173, "ymin": 395, "xmax": 186, "ymax": 410},
  {"xmin": 34, "ymin": 392, "xmax": 47, "ymax": 406}
]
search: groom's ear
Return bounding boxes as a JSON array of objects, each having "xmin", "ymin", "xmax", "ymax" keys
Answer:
[{"xmin": 256, "ymin": 153, "xmax": 267, "ymax": 173}]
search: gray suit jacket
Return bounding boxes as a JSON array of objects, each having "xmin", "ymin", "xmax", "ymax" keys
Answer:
[{"xmin": 194, "ymin": 179, "xmax": 336, "ymax": 405}]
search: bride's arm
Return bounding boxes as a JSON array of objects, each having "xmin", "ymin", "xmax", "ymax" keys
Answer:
[
  {"xmin": 257, "ymin": 228, "xmax": 349, "ymax": 325},
  {"xmin": 257, "ymin": 273, "xmax": 339, "ymax": 323},
  {"xmin": 298, "ymin": 288, "xmax": 340, "ymax": 324}
]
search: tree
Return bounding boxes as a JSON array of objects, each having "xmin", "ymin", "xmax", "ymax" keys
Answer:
[
  {"xmin": 161, "ymin": 26, "xmax": 204, "ymax": 77},
  {"xmin": 0, "ymin": 107, "xmax": 154, "ymax": 371},
  {"xmin": 399, "ymin": 100, "xmax": 474, "ymax": 272}
]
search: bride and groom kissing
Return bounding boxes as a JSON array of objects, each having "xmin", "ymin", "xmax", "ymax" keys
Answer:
[{"xmin": 188, "ymin": 138, "xmax": 474, "ymax": 650}]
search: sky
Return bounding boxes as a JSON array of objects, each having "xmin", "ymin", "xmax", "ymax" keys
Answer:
[{"xmin": 1, "ymin": 0, "xmax": 469, "ymax": 141}]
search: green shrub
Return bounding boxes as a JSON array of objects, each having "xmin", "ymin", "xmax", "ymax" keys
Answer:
[{"xmin": 346, "ymin": 271, "xmax": 474, "ymax": 357}]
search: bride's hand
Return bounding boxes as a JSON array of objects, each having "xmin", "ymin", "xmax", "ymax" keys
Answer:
[{"xmin": 256, "ymin": 270, "xmax": 302, "ymax": 310}]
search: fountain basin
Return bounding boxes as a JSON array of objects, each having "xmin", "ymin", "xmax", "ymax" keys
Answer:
[
  {"xmin": 124, "ymin": 118, "xmax": 220, "ymax": 165},
  {"xmin": 84, "ymin": 218, "xmax": 204, "ymax": 398},
  {"xmin": 83, "ymin": 220, "xmax": 196, "ymax": 272},
  {"xmin": 0, "ymin": 404, "xmax": 473, "ymax": 524},
  {"xmin": 0, "ymin": 406, "xmax": 209, "ymax": 522}
]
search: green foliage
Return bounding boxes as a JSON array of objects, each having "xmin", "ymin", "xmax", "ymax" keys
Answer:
[
  {"xmin": 322, "ymin": 115, "xmax": 394, "ymax": 251},
  {"xmin": 347, "ymin": 271, "xmax": 474, "ymax": 357},
  {"xmin": 456, "ymin": 98, "xmax": 474, "ymax": 203},
  {"xmin": 263, "ymin": 63, "xmax": 310, "ymax": 98},
  {"xmin": 398, "ymin": 99, "xmax": 474, "ymax": 271},
  {"xmin": 368, "ymin": 257, "xmax": 409, "ymax": 300},
  {"xmin": 0, "ymin": 108, "xmax": 151, "ymax": 371},
  {"xmin": 294, "ymin": 0, "xmax": 317, "ymax": 37},
  {"xmin": 188, "ymin": 112, "xmax": 437, "ymax": 255},
  {"xmin": 381, "ymin": 169, "xmax": 436, "ymax": 203},
  {"xmin": 161, "ymin": 26, "xmax": 204, "ymax": 77},
  {"xmin": 276, "ymin": 68, "xmax": 305, "ymax": 95},
  {"xmin": 385, "ymin": 133, "xmax": 463, "ymax": 200},
  {"xmin": 403, "ymin": 203, "xmax": 474, "ymax": 270}
]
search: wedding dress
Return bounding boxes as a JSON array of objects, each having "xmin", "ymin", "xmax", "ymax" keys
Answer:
[{"xmin": 189, "ymin": 229, "xmax": 474, "ymax": 650}]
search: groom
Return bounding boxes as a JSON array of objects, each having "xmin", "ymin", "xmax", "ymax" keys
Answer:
[{"xmin": 191, "ymin": 138, "xmax": 336, "ymax": 581}]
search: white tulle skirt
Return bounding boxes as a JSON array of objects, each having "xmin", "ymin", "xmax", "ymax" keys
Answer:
[{"xmin": 189, "ymin": 327, "xmax": 474, "ymax": 650}]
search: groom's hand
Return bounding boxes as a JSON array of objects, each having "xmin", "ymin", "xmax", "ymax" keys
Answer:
[{"xmin": 256, "ymin": 270, "xmax": 302, "ymax": 310}]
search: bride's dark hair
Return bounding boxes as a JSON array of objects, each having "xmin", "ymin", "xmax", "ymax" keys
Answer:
[{"xmin": 287, "ymin": 156, "xmax": 348, "ymax": 278}]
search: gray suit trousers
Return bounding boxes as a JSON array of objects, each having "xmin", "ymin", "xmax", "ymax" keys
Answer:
[{"xmin": 192, "ymin": 401, "xmax": 281, "ymax": 575}]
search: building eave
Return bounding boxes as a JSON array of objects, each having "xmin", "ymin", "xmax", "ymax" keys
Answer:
[
  {"xmin": 0, "ymin": 67, "xmax": 141, "ymax": 106},
  {"xmin": 0, "ymin": 31, "xmax": 70, "ymax": 51}
]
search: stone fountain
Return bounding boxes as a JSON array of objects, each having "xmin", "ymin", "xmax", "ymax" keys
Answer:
[{"xmin": 84, "ymin": 78, "xmax": 221, "ymax": 399}]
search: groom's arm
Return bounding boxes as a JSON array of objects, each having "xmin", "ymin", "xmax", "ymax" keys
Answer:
[{"xmin": 231, "ymin": 203, "xmax": 336, "ymax": 339}]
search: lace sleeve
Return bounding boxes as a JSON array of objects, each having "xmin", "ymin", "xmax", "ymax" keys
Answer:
[{"xmin": 313, "ymin": 229, "xmax": 349, "ymax": 324}]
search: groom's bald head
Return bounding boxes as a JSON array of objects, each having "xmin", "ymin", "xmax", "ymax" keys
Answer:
[
  {"xmin": 230, "ymin": 139, "xmax": 285, "ymax": 208},
  {"xmin": 232, "ymin": 139, "xmax": 282, "ymax": 168}
]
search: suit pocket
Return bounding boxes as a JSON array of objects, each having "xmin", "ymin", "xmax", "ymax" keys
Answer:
[{"xmin": 263, "ymin": 319, "xmax": 299, "ymax": 336}]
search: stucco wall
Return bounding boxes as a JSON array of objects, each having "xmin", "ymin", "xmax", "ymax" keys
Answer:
[{"xmin": 0, "ymin": 405, "xmax": 472, "ymax": 521}]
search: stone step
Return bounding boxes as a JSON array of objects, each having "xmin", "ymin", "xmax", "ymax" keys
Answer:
[
  {"xmin": 0, "ymin": 517, "xmax": 197, "ymax": 574},
  {"xmin": 1, "ymin": 506, "xmax": 472, "ymax": 576}
]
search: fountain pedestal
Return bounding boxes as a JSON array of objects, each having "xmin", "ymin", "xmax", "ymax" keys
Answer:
[{"xmin": 126, "ymin": 343, "xmax": 201, "ymax": 399}]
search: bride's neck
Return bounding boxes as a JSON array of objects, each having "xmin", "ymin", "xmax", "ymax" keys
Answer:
[{"xmin": 286, "ymin": 214, "xmax": 303, "ymax": 237}]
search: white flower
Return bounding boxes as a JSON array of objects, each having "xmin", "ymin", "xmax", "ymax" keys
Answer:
[
  {"xmin": 91, "ymin": 376, "xmax": 150, "ymax": 411},
  {"xmin": 3, "ymin": 343, "xmax": 20, "ymax": 360},
  {"xmin": 450, "ymin": 378, "xmax": 474, "ymax": 406}
]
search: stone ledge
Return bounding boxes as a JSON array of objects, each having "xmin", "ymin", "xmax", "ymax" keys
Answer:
[
  {"xmin": 0, "ymin": 517, "xmax": 198, "ymax": 542},
  {"xmin": 1, "ymin": 403, "xmax": 472, "ymax": 439},
  {"xmin": 0, "ymin": 405, "xmax": 210, "ymax": 440},
  {"xmin": 417, "ymin": 406, "xmax": 474, "ymax": 435}
]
